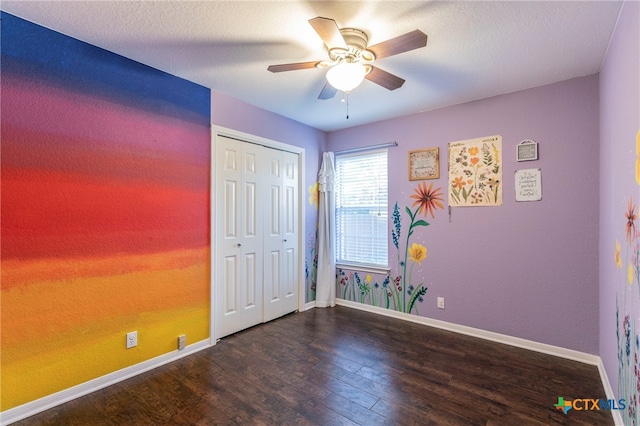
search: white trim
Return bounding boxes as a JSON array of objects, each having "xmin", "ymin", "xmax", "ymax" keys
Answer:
[
  {"xmin": 336, "ymin": 298, "xmax": 600, "ymax": 364},
  {"xmin": 1, "ymin": 340, "xmax": 210, "ymax": 426},
  {"xmin": 213, "ymin": 125, "xmax": 305, "ymax": 155},
  {"xmin": 336, "ymin": 263, "xmax": 391, "ymax": 275},
  {"xmin": 597, "ymin": 358, "xmax": 625, "ymax": 426},
  {"xmin": 302, "ymin": 301, "xmax": 316, "ymax": 311}
]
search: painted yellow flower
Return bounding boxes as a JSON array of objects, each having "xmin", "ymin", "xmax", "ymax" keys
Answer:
[
  {"xmin": 615, "ymin": 239, "xmax": 622, "ymax": 269},
  {"xmin": 628, "ymin": 264, "xmax": 634, "ymax": 286},
  {"xmin": 365, "ymin": 274, "xmax": 372, "ymax": 283},
  {"xmin": 308, "ymin": 182, "xmax": 319, "ymax": 209},
  {"xmin": 636, "ymin": 130, "xmax": 640, "ymax": 185},
  {"xmin": 408, "ymin": 243, "xmax": 427, "ymax": 265},
  {"xmin": 468, "ymin": 147, "xmax": 479, "ymax": 156}
]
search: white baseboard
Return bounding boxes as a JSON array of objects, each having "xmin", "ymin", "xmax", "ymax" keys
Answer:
[
  {"xmin": 597, "ymin": 358, "xmax": 625, "ymax": 426},
  {"xmin": 1, "ymin": 340, "xmax": 211, "ymax": 426},
  {"xmin": 302, "ymin": 301, "xmax": 316, "ymax": 311},
  {"xmin": 336, "ymin": 299, "xmax": 600, "ymax": 364}
]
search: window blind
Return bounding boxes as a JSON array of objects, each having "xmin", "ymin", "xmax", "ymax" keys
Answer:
[{"xmin": 335, "ymin": 149, "xmax": 388, "ymax": 268}]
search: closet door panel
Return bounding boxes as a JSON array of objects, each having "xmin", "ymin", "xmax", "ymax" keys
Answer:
[
  {"xmin": 223, "ymin": 255, "xmax": 238, "ymax": 314},
  {"xmin": 264, "ymin": 151, "xmax": 283, "ymax": 320},
  {"xmin": 268, "ymin": 250, "xmax": 281, "ymax": 303},
  {"xmin": 264, "ymin": 150, "xmax": 299, "ymax": 322},
  {"xmin": 215, "ymin": 137, "xmax": 264, "ymax": 338},
  {"xmin": 215, "ymin": 133, "xmax": 300, "ymax": 337},
  {"xmin": 281, "ymin": 151, "xmax": 299, "ymax": 311}
]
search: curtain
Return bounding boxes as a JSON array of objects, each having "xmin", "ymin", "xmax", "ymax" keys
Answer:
[{"xmin": 315, "ymin": 152, "xmax": 336, "ymax": 308}]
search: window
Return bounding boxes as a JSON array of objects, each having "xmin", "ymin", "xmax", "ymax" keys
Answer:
[{"xmin": 335, "ymin": 149, "xmax": 388, "ymax": 269}]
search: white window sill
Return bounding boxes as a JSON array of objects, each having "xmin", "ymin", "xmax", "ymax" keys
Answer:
[{"xmin": 336, "ymin": 263, "xmax": 391, "ymax": 275}]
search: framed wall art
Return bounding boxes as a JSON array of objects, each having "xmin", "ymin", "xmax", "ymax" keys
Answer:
[
  {"xmin": 515, "ymin": 168, "xmax": 542, "ymax": 201},
  {"xmin": 408, "ymin": 147, "xmax": 439, "ymax": 180},
  {"xmin": 516, "ymin": 139, "xmax": 538, "ymax": 161},
  {"xmin": 448, "ymin": 135, "xmax": 503, "ymax": 206}
]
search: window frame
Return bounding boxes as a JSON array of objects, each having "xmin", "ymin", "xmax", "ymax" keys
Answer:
[{"xmin": 334, "ymin": 148, "xmax": 390, "ymax": 273}]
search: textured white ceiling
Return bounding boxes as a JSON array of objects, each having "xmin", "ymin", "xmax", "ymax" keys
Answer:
[{"xmin": 1, "ymin": 1, "xmax": 623, "ymax": 132}]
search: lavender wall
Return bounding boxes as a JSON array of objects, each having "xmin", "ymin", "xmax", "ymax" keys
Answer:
[
  {"xmin": 599, "ymin": 1, "xmax": 640, "ymax": 419},
  {"xmin": 328, "ymin": 75, "xmax": 600, "ymax": 354},
  {"xmin": 210, "ymin": 90, "xmax": 326, "ymax": 302}
]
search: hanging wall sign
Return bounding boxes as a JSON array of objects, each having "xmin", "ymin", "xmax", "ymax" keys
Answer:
[
  {"xmin": 409, "ymin": 147, "xmax": 439, "ymax": 180},
  {"xmin": 515, "ymin": 168, "xmax": 542, "ymax": 201},
  {"xmin": 516, "ymin": 139, "xmax": 538, "ymax": 161}
]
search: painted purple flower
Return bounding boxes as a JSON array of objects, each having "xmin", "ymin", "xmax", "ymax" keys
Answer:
[
  {"xmin": 624, "ymin": 315, "xmax": 631, "ymax": 362},
  {"xmin": 382, "ymin": 276, "xmax": 390, "ymax": 288}
]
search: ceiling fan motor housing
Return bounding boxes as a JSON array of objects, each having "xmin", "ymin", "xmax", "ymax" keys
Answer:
[{"xmin": 329, "ymin": 28, "xmax": 376, "ymax": 63}]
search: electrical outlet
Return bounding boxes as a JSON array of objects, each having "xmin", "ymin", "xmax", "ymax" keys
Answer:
[
  {"xmin": 178, "ymin": 334, "xmax": 186, "ymax": 350},
  {"xmin": 437, "ymin": 297, "xmax": 445, "ymax": 309},
  {"xmin": 126, "ymin": 331, "xmax": 137, "ymax": 349}
]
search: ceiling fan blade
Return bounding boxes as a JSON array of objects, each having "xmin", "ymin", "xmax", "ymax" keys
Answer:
[
  {"xmin": 368, "ymin": 29, "xmax": 427, "ymax": 59},
  {"xmin": 308, "ymin": 17, "xmax": 347, "ymax": 49},
  {"xmin": 318, "ymin": 82, "xmax": 337, "ymax": 100},
  {"xmin": 267, "ymin": 61, "xmax": 321, "ymax": 73},
  {"xmin": 365, "ymin": 66, "xmax": 405, "ymax": 91}
]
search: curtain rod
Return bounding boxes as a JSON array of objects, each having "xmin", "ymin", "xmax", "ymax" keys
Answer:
[{"xmin": 334, "ymin": 141, "xmax": 398, "ymax": 155}]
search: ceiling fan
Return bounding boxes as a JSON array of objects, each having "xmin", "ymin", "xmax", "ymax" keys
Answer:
[{"xmin": 268, "ymin": 17, "xmax": 428, "ymax": 100}]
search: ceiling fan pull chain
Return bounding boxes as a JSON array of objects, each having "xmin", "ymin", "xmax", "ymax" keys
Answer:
[{"xmin": 346, "ymin": 92, "xmax": 349, "ymax": 119}]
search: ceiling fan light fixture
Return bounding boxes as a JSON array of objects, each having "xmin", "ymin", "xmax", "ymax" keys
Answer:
[{"xmin": 326, "ymin": 62, "xmax": 366, "ymax": 92}]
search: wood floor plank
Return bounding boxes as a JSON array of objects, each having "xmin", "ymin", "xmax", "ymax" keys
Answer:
[{"xmin": 12, "ymin": 306, "xmax": 614, "ymax": 425}]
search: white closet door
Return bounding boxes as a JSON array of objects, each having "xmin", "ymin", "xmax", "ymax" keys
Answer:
[
  {"xmin": 215, "ymin": 136, "xmax": 265, "ymax": 338},
  {"xmin": 264, "ymin": 149, "xmax": 299, "ymax": 322}
]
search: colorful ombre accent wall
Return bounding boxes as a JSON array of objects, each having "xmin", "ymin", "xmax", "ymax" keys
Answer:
[{"xmin": 1, "ymin": 12, "xmax": 211, "ymax": 410}]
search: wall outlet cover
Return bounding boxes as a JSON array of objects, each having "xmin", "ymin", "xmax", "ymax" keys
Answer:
[
  {"xmin": 178, "ymin": 334, "xmax": 186, "ymax": 350},
  {"xmin": 126, "ymin": 331, "xmax": 137, "ymax": 349}
]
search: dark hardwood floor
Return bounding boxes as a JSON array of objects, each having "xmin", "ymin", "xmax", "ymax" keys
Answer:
[{"xmin": 13, "ymin": 306, "xmax": 613, "ymax": 425}]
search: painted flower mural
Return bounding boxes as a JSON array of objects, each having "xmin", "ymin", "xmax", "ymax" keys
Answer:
[
  {"xmin": 308, "ymin": 182, "xmax": 319, "ymax": 210},
  {"xmin": 636, "ymin": 130, "xmax": 640, "ymax": 186},
  {"xmin": 338, "ymin": 181, "xmax": 444, "ymax": 315},
  {"xmin": 408, "ymin": 243, "xmax": 427, "ymax": 265},
  {"xmin": 305, "ymin": 230, "xmax": 318, "ymax": 302},
  {"xmin": 616, "ymin": 130, "xmax": 640, "ymax": 426}
]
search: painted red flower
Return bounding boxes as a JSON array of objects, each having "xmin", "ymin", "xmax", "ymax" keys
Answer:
[{"xmin": 411, "ymin": 181, "xmax": 444, "ymax": 218}]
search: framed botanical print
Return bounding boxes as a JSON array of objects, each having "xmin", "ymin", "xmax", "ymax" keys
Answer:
[
  {"xmin": 448, "ymin": 135, "xmax": 503, "ymax": 206},
  {"xmin": 408, "ymin": 148, "xmax": 439, "ymax": 180}
]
